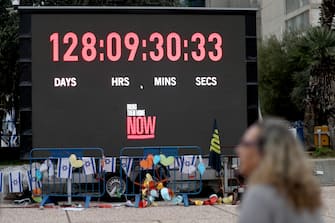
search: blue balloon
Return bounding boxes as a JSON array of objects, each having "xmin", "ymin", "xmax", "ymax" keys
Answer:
[
  {"xmin": 160, "ymin": 188, "xmax": 171, "ymax": 201},
  {"xmin": 36, "ymin": 169, "xmax": 43, "ymax": 180},
  {"xmin": 197, "ymin": 162, "xmax": 206, "ymax": 176},
  {"xmin": 172, "ymin": 195, "xmax": 183, "ymax": 205},
  {"xmin": 153, "ymin": 155, "xmax": 161, "ymax": 165}
]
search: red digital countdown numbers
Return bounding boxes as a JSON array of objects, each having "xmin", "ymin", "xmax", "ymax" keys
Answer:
[{"xmin": 49, "ymin": 32, "xmax": 224, "ymax": 62}]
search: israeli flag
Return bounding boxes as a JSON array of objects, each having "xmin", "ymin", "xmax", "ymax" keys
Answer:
[
  {"xmin": 9, "ymin": 171, "xmax": 23, "ymax": 193},
  {"xmin": 103, "ymin": 157, "xmax": 116, "ymax": 173},
  {"xmin": 0, "ymin": 172, "xmax": 3, "ymax": 193},
  {"xmin": 180, "ymin": 155, "xmax": 197, "ymax": 175},
  {"xmin": 169, "ymin": 157, "xmax": 181, "ymax": 170},
  {"xmin": 120, "ymin": 156, "xmax": 133, "ymax": 177},
  {"xmin": 40, "ymin": 159, "xmax": 55, "ymax": 177},
  {"xmin": 82, "ymin": 157, "xmax": 96, "ymax": 175},
  {"xmin": 57, "ymin": 158, "xmax": 72, "ymax": 179},
  {"xmin": 27, "ymin": 169, "xmax": 42, "ymax": 191}
]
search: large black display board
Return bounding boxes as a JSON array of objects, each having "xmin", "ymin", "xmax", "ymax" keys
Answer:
[{"xmin": 19, "ymin": 8, "xmax": 258, "ymax": 155}]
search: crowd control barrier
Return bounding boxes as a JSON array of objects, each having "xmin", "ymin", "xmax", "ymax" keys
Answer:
[
  {"xmin": 120, "ymin": 146, "xmax": 203, "ymax": 207},
  {"xmin": 29, "ymin": 148, "xmax": 105, "ymax": 208}
]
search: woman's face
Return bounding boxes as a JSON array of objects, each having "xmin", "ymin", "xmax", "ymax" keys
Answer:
[{"xmin": 237, "ymin": 125, "xmax": 262, "ymax": 177}]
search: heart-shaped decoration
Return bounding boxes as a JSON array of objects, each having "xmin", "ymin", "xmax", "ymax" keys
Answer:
[
  {"xmin": 32, "ymin": 195, "xmax": 42, "ymax": 203},
  {"xmin": 33, "ymin": 188, "xmax": 42, "ymax": 196},
  {"xmin": 140, "ymin": 154, "xmax": 153, "ymax": 170},
  {"xmin": 153, "ymin": 155, "xmax": 160, "ymax": 165},
  {"xmin": 69, "ymin": 154, "xmax": 84, "ymax": 168},
  {"xmin": 160, "ymin": 154, "xmax": 174, "ymax": 166}
]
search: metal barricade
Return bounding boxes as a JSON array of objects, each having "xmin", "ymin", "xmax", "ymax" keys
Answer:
[
  {"xmin": 120, "ymin": 146, "xmax": 202, "ymax": 207},
  {"xmin": 29, "ymin": 148, "xmax": 105, "ymax": 208}
]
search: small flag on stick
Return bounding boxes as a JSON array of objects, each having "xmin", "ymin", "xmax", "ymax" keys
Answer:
[{"xmin": 208, "ymin": 119, "xmax": 222, "ymax": 172}]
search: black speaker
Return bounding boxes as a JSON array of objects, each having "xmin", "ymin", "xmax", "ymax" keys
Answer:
[{"xmin": 19, "ymin": 11, "xmax": 32, "ymax": 157}]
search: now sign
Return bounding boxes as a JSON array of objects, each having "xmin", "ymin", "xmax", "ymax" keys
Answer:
[{"xmin": 127, "ymin": 116, "xmax": 156, "ymax": 140}]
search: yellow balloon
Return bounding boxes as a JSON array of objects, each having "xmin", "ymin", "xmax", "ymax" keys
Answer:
[
  {"xmin": 194, "ymin": 200, "xmax": 203, "ymax": 206},
  {"xmin": 223, "ymin": 195, "xmax": 233, "ymax": 204},
  {"xmin": 156, "ymin": 182, "xmax": 164, "ymax": 190},
  {"xmin": 69, "ymin": 154, "xmax": 84, "ymax": 168}
]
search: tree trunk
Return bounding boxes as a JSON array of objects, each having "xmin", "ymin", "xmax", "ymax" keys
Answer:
[{"xmin": 320, "ymin": 0, "xmax": 335, "ymax": 30}]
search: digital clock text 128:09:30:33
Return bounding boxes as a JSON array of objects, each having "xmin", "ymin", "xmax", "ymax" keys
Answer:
[{"xmin": 49, "ymin": 32, "xmax": 224, "ymax": 62}]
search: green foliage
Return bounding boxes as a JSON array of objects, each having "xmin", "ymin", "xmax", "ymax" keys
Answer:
[
  {"xmin": 259, "ymin": 27, "xmax": 335, "ymax": 123},
  {"xmin": 312, "ymin": 147, "xmax": 335, "ymax": 157},
  {"xmin": 290, "ymin": 27, "xmax": 335, "ymax": 125},
  {"xmin": 319, "ymin": 0, "xmax": 335, "ymax": 29},
  {"xmin": 0, "ymin": 0, "xmax": 19, "ymax": 108},
  {"xmin": 258, "ymin": 35, "xmax": 302, "ymax": 120}
]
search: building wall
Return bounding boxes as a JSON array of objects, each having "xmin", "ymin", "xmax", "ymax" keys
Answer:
[
  {"xmin": 261, "ymin": 0, "xmax": 285, "ymax": 39},
  {"xmin": 261, "ymin": 0, "xmax": 321, "ymax": 39},
  {"xmin": 205, "ymin": 0, "xmax": 261, "ymax": 38},
  {"xmin": 206, "ymin": 0, "xmax": 258, "ymax": 8}
]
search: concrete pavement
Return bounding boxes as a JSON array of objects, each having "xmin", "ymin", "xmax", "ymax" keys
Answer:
[{"xmin": 1, "ymin": 187, "xmax": 335, "ymax": 223}]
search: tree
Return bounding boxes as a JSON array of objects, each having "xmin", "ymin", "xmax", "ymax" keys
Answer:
[
  {"xmin": 286, "ymin": 27, "xmax": 335, "ymax": 147},
  {"xmin": 0, "ymin": 0, "xmax": 19, "ymax": 118},
  {"xmin": 258, "ymin": 35, "xmax": 303, "ymax": 120},
  {"xmin": 320, "ymin": 0, "xmax": 335, "ymax": 29}
]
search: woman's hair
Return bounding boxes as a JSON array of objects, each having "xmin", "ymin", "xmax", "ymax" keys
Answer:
[{"xmin": 249, "ymin": 118, "xmax": 322, "ymax": 212}]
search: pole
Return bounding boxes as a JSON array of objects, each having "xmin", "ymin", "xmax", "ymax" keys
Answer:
[
  {"xmin": 67, "ymin": 178, "xmax": 72, "ymax": 204},
  {"xmin": 223, "ymin": 157, "xmax": 228, "ymax": 194}
]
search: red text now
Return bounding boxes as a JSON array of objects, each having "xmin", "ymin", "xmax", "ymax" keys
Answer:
[{"xmin": 127, "ymin": 116, "xmax": 156, "ymax": 139}]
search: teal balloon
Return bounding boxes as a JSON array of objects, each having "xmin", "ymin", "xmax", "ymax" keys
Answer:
[
  {"xmin": 153, "ymin": 155, "xmax": 161, "ymax": 165},
  {"xmin": 197, "ymin": 162, "xmax": 206, "ymax": 176},
  {"xmin": 36, "ymin": 169, "xmax": 43, "ymax": 180},
  {"xmin": 172, "ymin": 195, "xmax": 183, "ymax": 205},
  {"xmin": 160, "ymin": 188, "xmax": 171, "ymax": 201},
  {"xmin": 148, "ymin": 195, "xmax": 155, "ymax": 203},
  {"xmin": 150, "ymin": 189, "xmax": 159, "ymax": 198}
]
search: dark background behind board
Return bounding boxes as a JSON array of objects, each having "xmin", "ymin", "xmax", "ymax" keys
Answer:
[{"xmin": 29, "ymin": 9, "xmax": 256, "ymax": 156}]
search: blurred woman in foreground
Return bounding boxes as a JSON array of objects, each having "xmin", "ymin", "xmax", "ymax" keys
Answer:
[{"xmin": 238, "ymin": 118, "xmax": 323, "ymax": 223}]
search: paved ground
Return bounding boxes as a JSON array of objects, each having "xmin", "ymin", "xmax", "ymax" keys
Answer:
[{"xmin": 1, "ymin": 187, "xmax": 335, "ymax": 223}]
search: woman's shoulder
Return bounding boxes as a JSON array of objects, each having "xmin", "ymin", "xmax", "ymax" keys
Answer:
[
  {"xmin": 241, "ymin": 184, "xmax": 282, "ymax": 210},
  {"xmin": 244, "ymin": 184, "xmax": 279, "ymax": 200},
  {"xmin": 242, "ymin": 184, "xmax": 278, "ymax": 206},
  {"xmin": 240, "ymin": 185, "xmax": 324, "ymax": 223}
]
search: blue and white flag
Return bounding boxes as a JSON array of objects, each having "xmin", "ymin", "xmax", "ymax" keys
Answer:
[
  {"xmin": 120, "ymin": 156, "xmax": 133, "ymax": 177},
  {"xmin": 57, "ymin": 158, "xmax": 72, "ymax": 179},
  {"xmin": 27, "ymin": 169, "xmax": 42, "ymax": 191},
  {"xmin": 180, "ymin": 155, "xmax": 197, "ymax": 175},
  {"xmin": 168, "ymin": 157, "xmax": 181, "ymax": 170},
  {"xmin": 103, "ymin": 157, "xmax": 116, "ymax": 173},
  {"xmin": 0, "ymin": 172, "xmax": 3, "ymax": 193},
  {"xmin": 82, "ymin": 157, "xmax": 96, "ymax": 175},
  {"xmin": 9, "ymin": 171, "xmax": 23, "ymax": 193},
  {"xmin": 40, "ymin": 159, "xmax": 54, "ymax": 177}
]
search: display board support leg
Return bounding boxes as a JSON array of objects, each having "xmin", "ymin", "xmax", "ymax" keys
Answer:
[
  {"xmin": 40, "ymin": 195, "xmax": 51, "ymax": 207},
  {"xmin": 135, "ymin": 194, "xmax": 141, "ymax": 208},
  {"xmin": 183, "ymin": 194, "xmax": 189, "ymax": 207},
  {"xmin": 85, "ymin": 195, "xmax": 91, "ymax": 208},
  {"xmin": 67, "ymin": 178, "xmax": 72, "ymax": 205}
]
